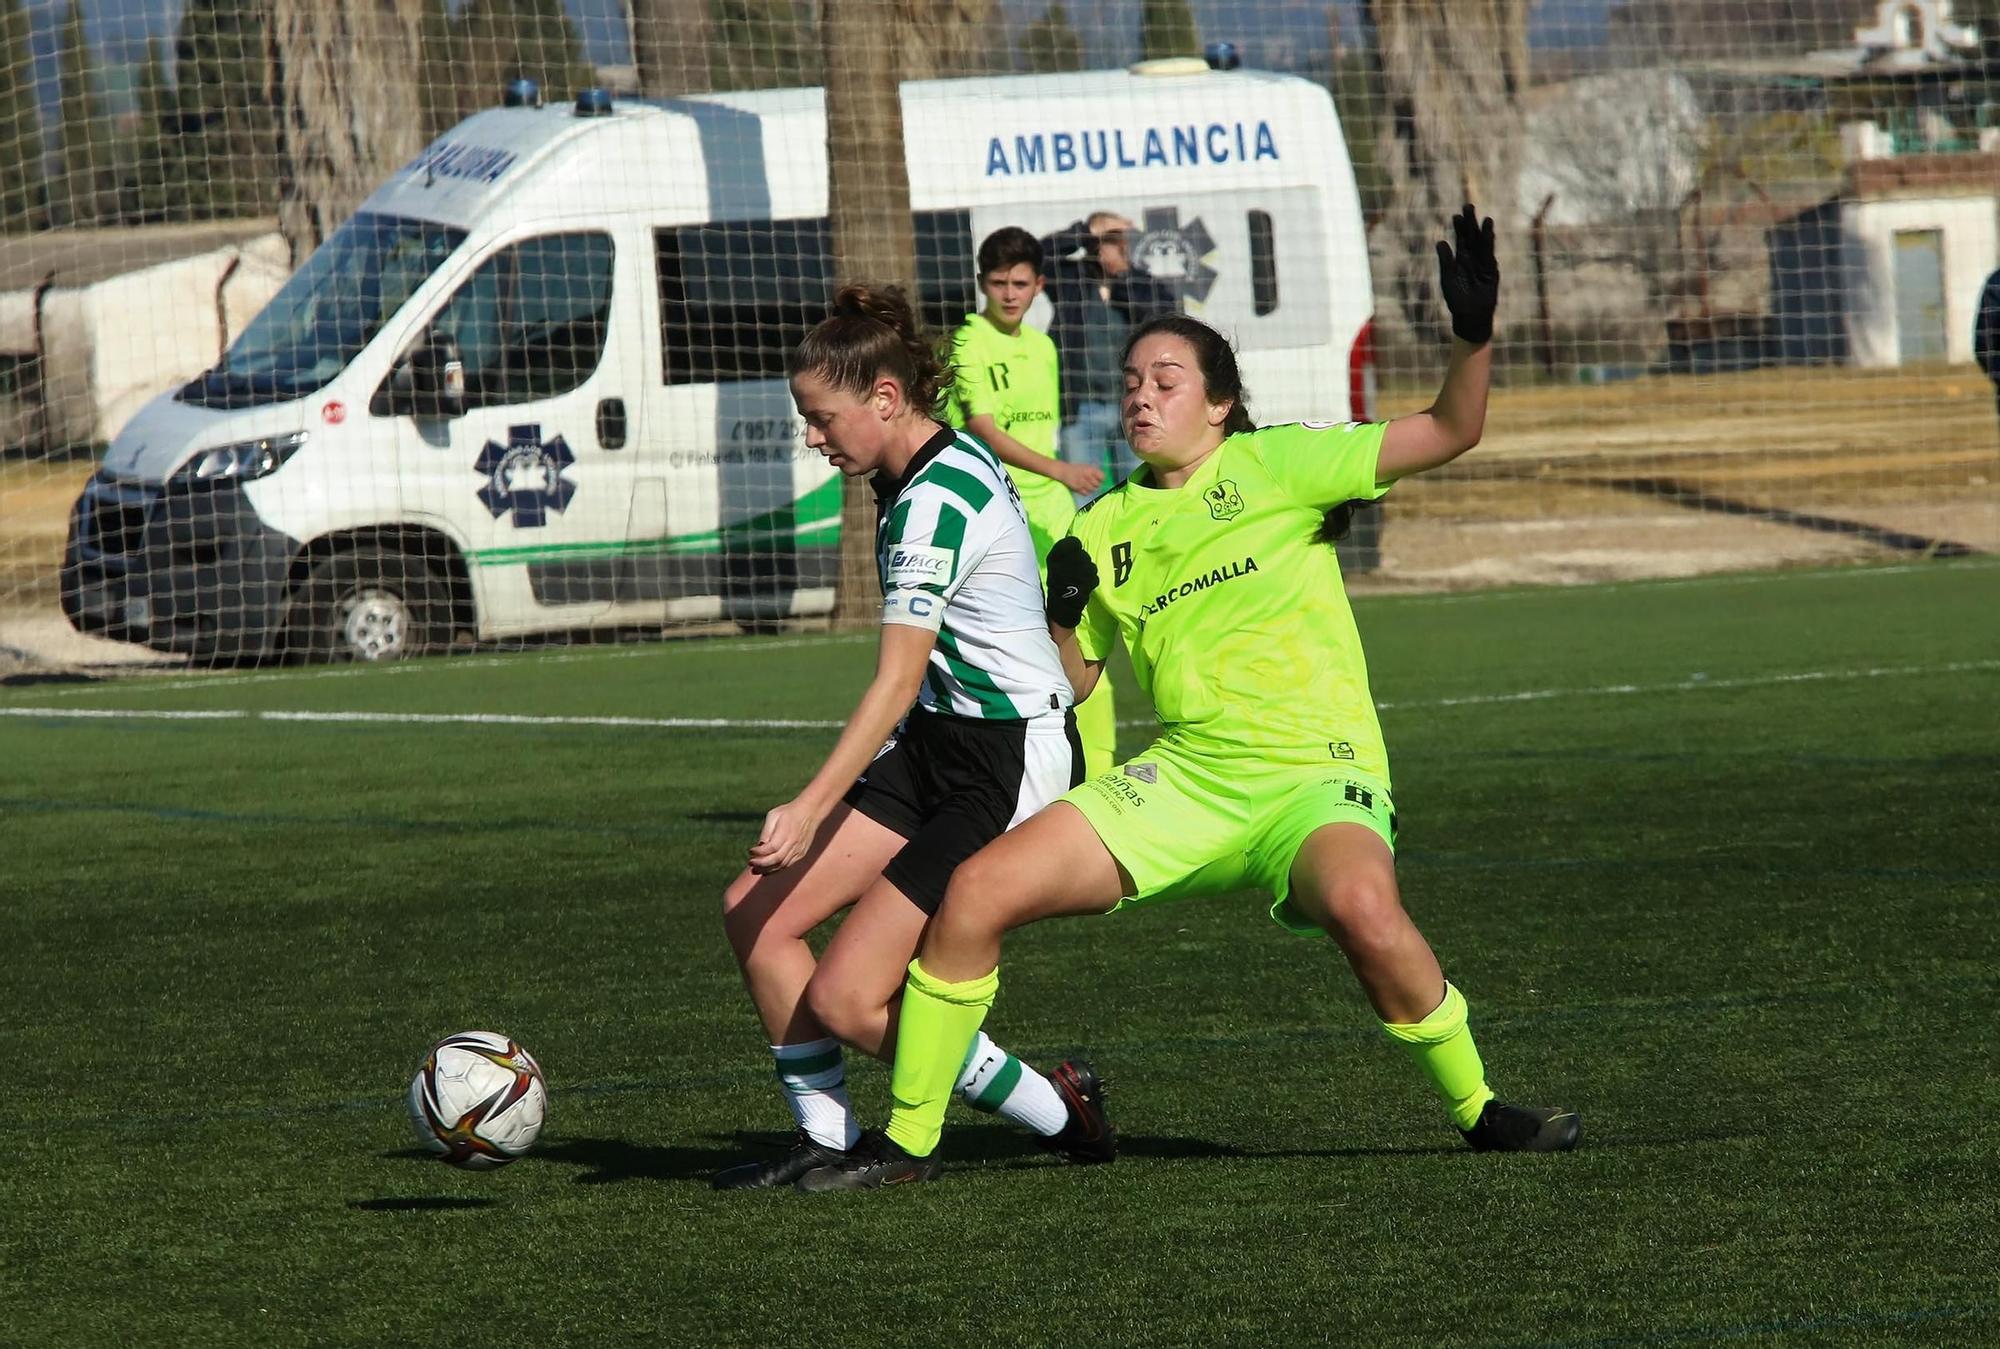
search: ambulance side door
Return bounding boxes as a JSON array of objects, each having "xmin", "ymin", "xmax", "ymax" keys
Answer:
[{"xmin": 400, "ymin": 229, "xmax": 638, "ymax": 627}]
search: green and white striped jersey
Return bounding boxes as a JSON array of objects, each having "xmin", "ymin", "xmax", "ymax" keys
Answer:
[{"xmin": 874, "ymin": 426, "xmax": 1071, "ymax": 722}]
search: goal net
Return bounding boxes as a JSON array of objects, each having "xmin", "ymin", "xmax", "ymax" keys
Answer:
[{"xmin": 0, "ymin": 0, "xmax": 1993, "ymax": 669}]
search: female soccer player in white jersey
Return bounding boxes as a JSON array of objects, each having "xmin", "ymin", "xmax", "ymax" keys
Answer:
[
  {"xmin": 800, "ymin": 208, "xmax": 1581, "ymax": 1191},
  {"xmin": 711, "ymin": 284, "xmax": 1112, "ymax": 1190}
]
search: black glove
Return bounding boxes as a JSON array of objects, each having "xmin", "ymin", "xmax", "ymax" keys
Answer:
[
  {"xmin": 1435, "ymin": 204, "xmax": 1498, "ymax": 345},
  {"xmin": 1044, "ymin": 536, "xmax": 1098, "ymax": 630}
]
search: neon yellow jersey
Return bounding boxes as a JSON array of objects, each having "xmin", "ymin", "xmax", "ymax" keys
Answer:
[
  {"xmin": 941, "ymin": 312, "xmax": 1072, "ymax": 526},
  {"xmin": 1069, "ymin": 421, "xmax": 1395, "ymax": 779}
]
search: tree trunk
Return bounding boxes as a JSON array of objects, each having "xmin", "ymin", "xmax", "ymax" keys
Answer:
[
  {"xmin": 822, "ymin": 2, "xmax": 918, "ymax": 627},
  {"xmin": 274, "ymin": 0, "xmax": 431, "ymax": 266},
  {"xmin": 1361, "ymin": 0, "xmax": 1529, "ymax": 343},
  {"xmin": 812, "ymin": 1, "xmax": 997, "ymax": 627},
  {"xmin": 630, "ymin": 0, "xmax": 713, "ymax": 96}
]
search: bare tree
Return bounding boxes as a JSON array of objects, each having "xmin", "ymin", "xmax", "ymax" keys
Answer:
[
  {"xmin": 1520, "ymin": 69, "xmax": 1709, "ymax": 330},
  {"xmin": 630, "ymin": 0, "xmax": 713, "ymax": 96},
  {"xmin": 1361, "ymin": 0, "xmax": 1530, "ymax": 343},
  {"xmin": 274, "ymin": 0, "xmax": 430, "ymax": 264}
]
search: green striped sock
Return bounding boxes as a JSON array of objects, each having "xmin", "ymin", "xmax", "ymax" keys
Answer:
[
  {"xmin": 955, "ymin": 1031, "xmax": 1067, "ymax": 1136},
  {"xmin": 773, "ymin": 1038, "xmax": 858, "ymax": 1150}
]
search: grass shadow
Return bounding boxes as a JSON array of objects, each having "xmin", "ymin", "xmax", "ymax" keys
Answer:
[
  {"xmin": 0, "ymin": 672, "xmax": 106, "ymax": 687},
  {"xmin": 683, "ymin": 810, "xmax": 767, "ymax": 825},
  {"xmin": 917, "ymin": 1124, "xmax": 1468, "ymax": 1168},
  {"xmin": 536, "ymin": 1134, "xmax": 755, "ymax": 1184}
]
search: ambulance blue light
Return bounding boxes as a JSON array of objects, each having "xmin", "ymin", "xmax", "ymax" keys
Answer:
[
  {"xmin": 1205, "ymin": 42, "xmax": 1241, "ymax": 71},
  {"xmin": 575, "ymin": 88, "xmax": 613, "ymax": 118},
  {"xmin": 504, "ymin": 79, "xmax": 542, "ymax": 108}
]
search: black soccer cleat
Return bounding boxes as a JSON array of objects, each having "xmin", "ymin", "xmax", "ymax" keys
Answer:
[
  {"xmin": 1460, "ymin": 1100, "xmax": 1582, "ymax": 1153},
  {"xmin": 1035, "ymin": 1059, "xmax": 1116, "ymax": 1164},
  {"xmin": 711, "ymin": 1128, "xmax": 852, "ymax": 1190},
  {"xmin": 794, "ymin": 1127, "xmax": 942, "ymax": 1192}
]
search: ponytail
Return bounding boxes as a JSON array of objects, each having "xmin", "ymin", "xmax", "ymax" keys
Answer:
[{"xmin": 788, "ymin": 283, "xmax": 948, "ymax": 413}]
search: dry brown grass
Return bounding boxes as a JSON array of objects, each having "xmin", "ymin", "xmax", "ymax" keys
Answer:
[{"xmin": 2, "ymin": 365, "xmax": 1994, "ymax": 623}]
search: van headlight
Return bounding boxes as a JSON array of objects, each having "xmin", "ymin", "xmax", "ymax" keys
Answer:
[{"xmin": 181, "ymin": 431, "xmax": 310, "ymax": 483}]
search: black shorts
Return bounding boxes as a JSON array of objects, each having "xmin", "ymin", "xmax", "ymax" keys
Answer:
[{"xmin": 844, "ymin": 705, "xmax": 1084, "ymax": 914}]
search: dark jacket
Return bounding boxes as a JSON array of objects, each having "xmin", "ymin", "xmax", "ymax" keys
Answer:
[
  {"xmin": 1976, "ymin": 268, "xmax": 2000, "ymax": 384},
  {"xmin": 1038, "ymin": 220, "xmax": 1181, "ymax": 418}
]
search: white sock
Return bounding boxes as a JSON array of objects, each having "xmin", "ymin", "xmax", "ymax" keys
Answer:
[
  {"xmin": 772, "ymin": 1039, "xmax": 858, "ymax": 1150},
  {"xmin": 954, "ymin": 1031, "xmax": 1068, "ymax": 1136}
]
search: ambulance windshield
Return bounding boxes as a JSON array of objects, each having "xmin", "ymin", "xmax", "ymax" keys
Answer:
[{"xmin": 182, "ymin": 212, "xmax": 467, "ymax": 408}]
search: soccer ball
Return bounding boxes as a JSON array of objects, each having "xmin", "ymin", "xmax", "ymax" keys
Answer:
[{"xmin": 407, "ymin": 1030, "xmax": 548, "ymax": 1169}]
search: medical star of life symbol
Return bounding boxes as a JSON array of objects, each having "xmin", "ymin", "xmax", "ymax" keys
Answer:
[
  {"xmin": 1132, "ymin": 206, "xmax": 1220, "ymax": 304},
  {"xmin": 476, "ymin": 423, "xmax": 576, "ymax": 527}
]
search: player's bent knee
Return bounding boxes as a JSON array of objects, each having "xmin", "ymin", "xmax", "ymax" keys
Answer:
[
  {"xmin": 720, "ymin": 872, "xmax": 809, "ymax": 962},
  {"xmin": 1312, "ymin": 873, "xmax": 1405, "ymax": 945},
  {"xmin": 802, "ymin": 975, "xmax": 880, "ymax": 1045},
  {"xmin": 944, "ymin": 842, "xmax": 1012, "ymax": 909}
]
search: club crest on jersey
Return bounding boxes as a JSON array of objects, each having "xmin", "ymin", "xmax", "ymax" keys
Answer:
[
  {"xmin": 1111, "ymin": 541, "xmax": 1134, "ymax": 586},
  {"xmin": 1205, "ymin": 479, "xmax": 1244, "ymax": 521}
]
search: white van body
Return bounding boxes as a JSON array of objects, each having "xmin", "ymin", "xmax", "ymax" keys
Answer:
[{"xmin": 62, "ymin": 67, "xmax": 1373, "ymax": 661}]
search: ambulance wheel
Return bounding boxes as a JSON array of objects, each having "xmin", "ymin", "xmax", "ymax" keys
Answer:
[{"xmin": 293, "ymin": 548, "xmax": 446, "ymax": 663}]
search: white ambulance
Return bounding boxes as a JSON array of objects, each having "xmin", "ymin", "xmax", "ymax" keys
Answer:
[{"xmin": 61, "ymin": 62, "xmax": 1375, "ymax": 661}]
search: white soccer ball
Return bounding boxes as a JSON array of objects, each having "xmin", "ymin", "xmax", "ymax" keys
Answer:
[{"xmin": 407, "ymin": 1030, "xmax": 548, "ymax": 1170}]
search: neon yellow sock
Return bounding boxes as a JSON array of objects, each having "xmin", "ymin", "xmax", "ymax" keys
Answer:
[
  {"xmin": 1380, "ymin": 982, "xmax": 1494, "ymax": 1131},
  {"xmin": 885, "ymin": 958, "xmax": 998, "ymax": 1157},
  {"xmin": 1074, "ymin": 676, "xmax": 1118, "ymax": 779}
]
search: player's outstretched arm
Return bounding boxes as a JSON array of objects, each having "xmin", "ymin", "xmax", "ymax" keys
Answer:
[{"xmin": 1377, "ymin": 205, "xmax": 1497, "ymax": 483}]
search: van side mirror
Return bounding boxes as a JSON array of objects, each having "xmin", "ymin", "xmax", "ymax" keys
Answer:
[
  {"xmin": 408, "ymin": 332, "xmax": 466, "ymax": 419},
  {"xmin": 374, "ymin": 331, "xmax": 467, "ymax": 420}
]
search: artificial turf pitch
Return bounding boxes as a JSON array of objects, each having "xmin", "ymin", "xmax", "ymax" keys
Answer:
[{"xmin": 2, "ymin": 559, "xmax": 1995, "ymax": 1346}]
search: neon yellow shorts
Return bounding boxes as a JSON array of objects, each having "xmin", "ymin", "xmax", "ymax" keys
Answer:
[{"xmin": 1062, "ymin": 737, "xmax": 1397, "ymax": 935}]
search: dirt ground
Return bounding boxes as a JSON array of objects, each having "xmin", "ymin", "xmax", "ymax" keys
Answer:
[{"xmin": 3, "ymin": 363, "xmax": 1994, "ymax": 674}]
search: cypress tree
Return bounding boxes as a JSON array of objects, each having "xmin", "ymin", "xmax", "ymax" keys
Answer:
[
  {"xmin": 171, "ymin": 0, "xmax": 280, "ymax": 219},
  {"xmin": 0, "ymin": 0, "xmax": 46, "ymax": 230},
  {"xmin": 54, "ymin": 0, "xmax": 118, "ymax": 226},
  {"xmin": 1139, "ymin": 0, "xmax": 1201, "ymax": 60},
  {"xmin": 121, "ymin": 38, "xmax": 181, "ymax": 223},
  {"xmin": 436, "ymin": 0, "xmax": 595, "ymax": 129},
  {"xmin": 1023, "ymin": 2, "xmax": 1086, "ymax": 73},
  {"xmin": 710, "ymin": 0, "xmax": 817, "ymax": 91}
]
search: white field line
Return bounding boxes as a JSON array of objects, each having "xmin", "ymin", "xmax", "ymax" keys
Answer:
[
  {"xmin": 1362, "ymin": 555, "xmax": 2000, "ymax": 607},
  {"xmin": 0, "ymin": 706, "xmax": 844, "ymax": 729},
  {"xmin": 22, "ymin": 631, "xmax": 876, "ymax": 699},
  {"xmin": 3, "ymin": 659, "xmax": 1994, "ymax": 732},
  {"xmin": 1373, "ymin": 658, "xmax": 2000, "ymax": 711}
]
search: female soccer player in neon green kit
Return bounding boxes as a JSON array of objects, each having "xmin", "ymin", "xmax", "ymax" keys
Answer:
[{"xmin": 801, "ymin": 206, "xmax": 1580, "ymax": 1190}]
